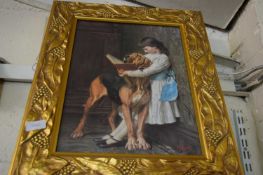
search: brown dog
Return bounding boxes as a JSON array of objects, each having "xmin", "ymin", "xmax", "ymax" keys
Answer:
[{"xmin": 71, "ymin": 53, "xmax": 151, "ymax": 150}]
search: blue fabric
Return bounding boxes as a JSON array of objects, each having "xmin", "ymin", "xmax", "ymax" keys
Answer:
[
  {"xmin": 160, "ymin": 70, "xmax": 178, "ymax": 101},
  {"xmin": 150, "ymin": 70, "xmax": 168, "ymax": 80}
]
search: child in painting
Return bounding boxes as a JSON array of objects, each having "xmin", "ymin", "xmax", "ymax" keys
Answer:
[
  {"xmin": 97, "ymin": 37, "xmax": 181, "ymax": 149},
  {"xmin": 123, "ymin": 37, "xmax": 181, "ymax": 124}
]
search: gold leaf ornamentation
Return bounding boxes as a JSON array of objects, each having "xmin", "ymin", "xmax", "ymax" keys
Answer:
[
  {"xmin": 205, "ymin": 129, "xmax": 222, "ymax": 146},
  {"xmin": 53, "ymin": 161, "xmax": 77, "ymax": 175},
  {"xmin": 183, "ymin": 167, "xmax": 199, "ymax": 175},
  {"xmin": 116, "ymin": 159, "xmax": 137, "ymax": 175},
  {"xmin": 31, "ymin": 131, "xmax": 49, "ymax": 149}
]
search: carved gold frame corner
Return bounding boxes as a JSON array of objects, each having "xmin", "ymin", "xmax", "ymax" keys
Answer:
[{"xmin": 9, "ymin": 1, "xmax": 244, "ymax": 174}]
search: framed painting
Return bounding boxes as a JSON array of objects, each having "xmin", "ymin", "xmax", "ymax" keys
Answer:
[{"xmin": 9, "ymin": 1, "xmax": 244, "ymax": 174}]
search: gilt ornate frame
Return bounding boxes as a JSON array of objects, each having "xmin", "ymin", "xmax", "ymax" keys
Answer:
[{"xmin": 9, "ymin": 1, "xmax": 244, "ymax": 174}]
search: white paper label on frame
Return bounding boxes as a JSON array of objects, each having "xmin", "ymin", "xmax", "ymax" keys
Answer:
[{"xmin": 25, "ymin": 120, "xmax": 46, "ymax": 131}]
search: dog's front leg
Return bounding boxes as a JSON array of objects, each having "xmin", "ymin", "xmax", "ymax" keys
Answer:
[
  {"xmin": 108, "ymin": 103, "xmax": 117, "ymax": 131},
  {"xmin": 71, "ymin": 97, "xmax": 94, "ymax": 138},
  {"xmin": 122, "ymin": 104, "xmax": 137, "ymax": 150},
  {"xmin": 120, "ymin": 86, "xmax": 137, "ymax": 150},
  {"xmin": 137, "ymin": 105, "xmax": 151, "ymax": 150}
]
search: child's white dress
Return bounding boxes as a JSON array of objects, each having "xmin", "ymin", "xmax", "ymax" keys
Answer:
[{"xmin": 126, "ymin": 53, "xmax": 181, "ymax": 124}]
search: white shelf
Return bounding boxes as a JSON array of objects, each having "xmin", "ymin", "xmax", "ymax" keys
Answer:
[{"xmin": 0, "ymin": 64, "xmax": 34, "ymax": 82}]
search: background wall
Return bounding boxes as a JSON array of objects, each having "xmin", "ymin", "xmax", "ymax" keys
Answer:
[
  {"xmin": 228, "ymin": 0, "xmax": 263, "ymax": 168},
  {"xmin": 0, "ymin": 0, "xmax": 48, "ymax": 174},
  {"xmin": 0, "ymin": 82, "xmax": 31, "ymax": 175}
]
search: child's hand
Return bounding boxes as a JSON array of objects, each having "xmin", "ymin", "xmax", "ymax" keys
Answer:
[{"xmin": 118, "ymin": 69, "xmax": 127, "ymax": 77}]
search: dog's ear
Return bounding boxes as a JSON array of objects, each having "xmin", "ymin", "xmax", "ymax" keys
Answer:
[{"xmin": 127, "ymin": 53, "xmax": 137, "ymax": 63}]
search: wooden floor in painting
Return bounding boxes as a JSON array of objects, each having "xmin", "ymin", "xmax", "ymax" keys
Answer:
[
  {"xmin": 56, "ymin": 111, "xmax": 201, "ymax": 155},
  {"xmin": 56, "ymin": 114, "xmax": 179, "ymax": 154}
]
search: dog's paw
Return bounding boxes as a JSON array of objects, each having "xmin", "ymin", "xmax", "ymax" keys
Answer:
[
  {"xmin": 125, "ymin": 137, "xmax": 137, "ymax": 150},
  {"xmin": 137, "ymin": 137, "xmax": 151, "ymax": 150},
  {"xmin": 70, "ymin": 129, "xmax": 84, "ymax": 139}
]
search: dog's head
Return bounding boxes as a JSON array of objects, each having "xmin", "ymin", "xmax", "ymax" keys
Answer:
[{"xmin": 125, "ymin": 53, "xmax": 151, "ymax": 69}]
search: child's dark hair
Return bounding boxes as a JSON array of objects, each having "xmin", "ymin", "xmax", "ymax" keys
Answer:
[{"xmin": 139, "ymin": 37, "xmax": 169, "ymax": 56}]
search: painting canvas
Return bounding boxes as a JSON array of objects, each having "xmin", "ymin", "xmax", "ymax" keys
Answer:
[{"xmin": 56, "ymin": 20, "xmax": 201, "ymax": 155}]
